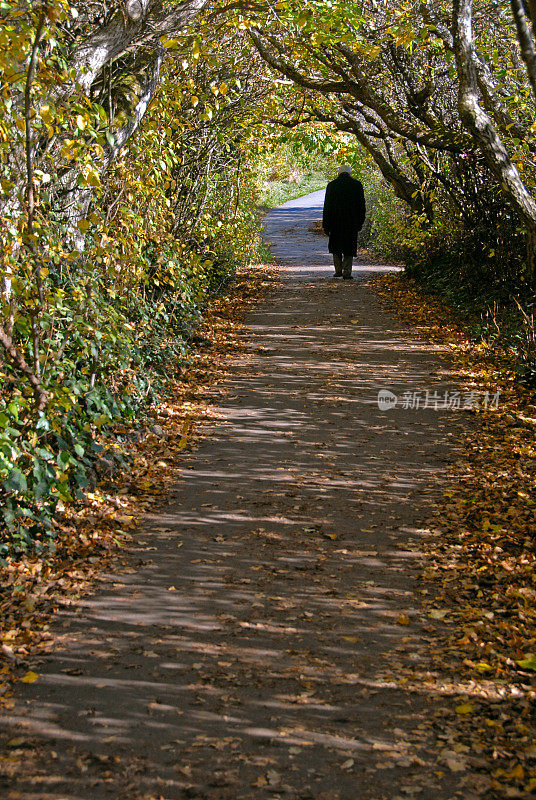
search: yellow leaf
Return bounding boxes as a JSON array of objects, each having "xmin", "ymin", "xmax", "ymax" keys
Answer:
[
  {"xmin": 219, "ymin": 82, "xmax": 229, "ymax": 95},
  {"xmin": 455, "ymin": 702, "xmax": 473, "ymax": 715},
  {"xmin": 77, "ymin": 219, "xmax": 90, "ymax": 232},
  {"xmin": 21, "ymin": 671, "xmax": 38, "ymax": 684},
  {"xmin": 39, "ymin": 105, "xmax": 53, "ymax": 124},
  {"xmin": 516, "ymin": 654, "xmax": 536, "ymax": 671},
  {"xmin": 7, "ymin": 737, "xmax": 26, "ymax": 748},
  {"xmin": 509, "ymin": 764, "xmax": 524, "ymax": 780},
  {"xmin": 191, "ymin": 95, "xmax": 199, "ymax": 107},
  {"xmin": 76, "ymin": 114, "xmax": 86, "ymax": 130},
  {"xmin": 178, "ymin": 436, "xmax": 188, "ymax": 449},
  {"xmin": 396, "ymin": 614, "xmax": 410, "ymax": 625}
]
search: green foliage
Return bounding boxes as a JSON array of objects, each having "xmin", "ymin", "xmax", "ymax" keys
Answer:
[
  {"xmin": 258, "ymin": 168, "xmax": 329, "ymax": 208},
  {"xmin": 252, "ymin": 125, "xmax": 374, "ymax": 208},
  {"xmin": 252, "ymin": 128, "xmax": 337, "ymax": 207},
  {"xmin": 0, "ymin": 5, "xmax": 264, "ymax": 554}
]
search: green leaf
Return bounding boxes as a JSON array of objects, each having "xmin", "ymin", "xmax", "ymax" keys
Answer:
[
  {"xmin": 516, "ymin": 654, "xmax": 536, "ymax": 671},
  {"xmin": 4, "ymin": 468, "xmax": 27, "ymax": 493},
  {"xmin": 58, "ymin": 450, "xmax": 71, "ymax": 466},
  {"xmin": 35, "ymin": 447, "xmax": 54, "ymax": 461}
]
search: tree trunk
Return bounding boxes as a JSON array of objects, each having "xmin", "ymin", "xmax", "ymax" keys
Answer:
[
  {"xmin": 510, "ymin": 0, "xmax": 536, "ymax": 100},
  {"xmin": 453, "ymin": 0, "xmax": 536, "ymax": 247}
]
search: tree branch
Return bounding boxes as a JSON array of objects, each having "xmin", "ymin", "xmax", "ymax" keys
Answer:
[
  {"xmin": 0, "ymin": 323, "xmax": 48, "ymax": 412},
  {"xmin": 105, "ymin": 44, "xmax": 164, "ymax": 165},
  {"xmin": 511, "ymin": 0, "xmax": 536, "ymax": 100},
  {"xmin": 24, "ymin": 6, "xmax": 48, "ymax": 310},
  {"xmin": 453, "ymin": 0, "xmax": 536, "ymax": 234},
  {"xmin": 421, "ymin": 1, "xmax": 529, "ymax": 141},
  {"xmin": 72, "ymin": 0, "xmax": 209, "ymax": 93}
]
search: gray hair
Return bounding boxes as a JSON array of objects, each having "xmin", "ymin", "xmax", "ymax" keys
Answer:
[{"xmin": 338, "ymin": 164, "xmax": 352, "ymax": 174}]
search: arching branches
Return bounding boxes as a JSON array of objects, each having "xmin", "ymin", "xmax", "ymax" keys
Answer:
[{"xmin": 244, "ymin": 0, "xmax": 536, "ymax": 275}]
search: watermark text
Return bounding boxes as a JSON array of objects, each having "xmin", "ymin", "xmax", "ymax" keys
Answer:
[{"xmin": 377, "ymin": 389, "xmax": 500, "ymax": 412}]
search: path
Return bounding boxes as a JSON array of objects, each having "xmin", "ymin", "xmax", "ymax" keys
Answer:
[{"xmin": 1, "ymin": 192, "xmax": 467, "ymax": 799}]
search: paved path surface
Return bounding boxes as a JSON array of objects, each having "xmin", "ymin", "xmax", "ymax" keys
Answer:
[{"xmin": 1, "ymin": 192, "xmax": 467, "ymax": 799}]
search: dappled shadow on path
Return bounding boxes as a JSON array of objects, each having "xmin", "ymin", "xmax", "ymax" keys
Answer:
[
  {"xmin": 262, "ymin": 190, "xmax": 398, "ymax": 282},
  {"xmin": 0, "ymin": 195, "xmax": 470, "ymax": 800}
]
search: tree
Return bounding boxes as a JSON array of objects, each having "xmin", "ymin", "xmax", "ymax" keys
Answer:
[
  {"xmin": 243, "ymin": 0, "xmax": 536, "ymax": 278},
  {"xmin": 0, "ymin": 1, "xmax": 269, "ymax": 550}
]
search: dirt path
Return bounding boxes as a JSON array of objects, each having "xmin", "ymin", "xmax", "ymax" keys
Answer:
[{"xmin": 1, "ymin": 192, "xmax": 469, "ymax": 799}]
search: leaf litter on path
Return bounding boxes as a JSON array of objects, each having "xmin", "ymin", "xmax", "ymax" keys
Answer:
[
  {"xmin": 369, "ymin": 272, "xmax": 536, "ymax": 798},
  {"xmin": 5, "ymin": 227, "xmax": 532, "ymax": 797}
]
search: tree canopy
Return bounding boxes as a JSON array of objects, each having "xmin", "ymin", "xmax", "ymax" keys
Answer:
[
  {"xmin": 2, "ymin": 0, "xmax": 536, "ymax": 549},
  {"xmin": 245, "ymin": 1, "xmax": 536, "ymax": 277}
]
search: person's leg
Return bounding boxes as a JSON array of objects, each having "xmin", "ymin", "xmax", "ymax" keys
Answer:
[
  {"xmin": 333, "ymin": 253, "xmax": 343, "ymax": 276},
  {"xmin": 342, "ymin": 254, "xmax": 353, "ymax": 278}
]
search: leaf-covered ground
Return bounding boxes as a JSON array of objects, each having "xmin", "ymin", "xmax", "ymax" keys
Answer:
[
  {"xmin": 0, "ymin": 269, "xmax": 271, "ymax": 709},
  {"xmin": 1, "ymin": 192, "xmax": 535, "ymax": 800},
  {"xmin": 369, "ymin": 273, "xmax": 536, "ymax": 799}
]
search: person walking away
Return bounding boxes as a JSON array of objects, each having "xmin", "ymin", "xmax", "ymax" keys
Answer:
[{"xmin": 322, "ymin": 164, "xmax": 366, "ymax": 279}]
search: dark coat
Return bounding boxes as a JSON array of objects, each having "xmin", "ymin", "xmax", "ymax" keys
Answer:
[{"xmin": 322, "ymin": 173, "xmax": 366, "ymax": 256}]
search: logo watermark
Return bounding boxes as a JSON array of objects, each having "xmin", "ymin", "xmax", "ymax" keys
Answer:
[
  {"xmin": 378, "ymin": 389, "xmax": 398, "ymax": 411},
  {"xmin": 377, "ymin": 389, "xmax": 500, "ymax": 411}
]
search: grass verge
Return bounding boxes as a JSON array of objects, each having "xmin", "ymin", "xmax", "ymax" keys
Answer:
[{"xmin": 259, "ymin": 169, "xmax": 329, "ymax": 208}]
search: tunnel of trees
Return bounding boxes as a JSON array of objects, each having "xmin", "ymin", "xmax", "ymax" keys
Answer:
[{"xmin": 1, "ymin": 0, "xmax": 536, "ymax": 549}]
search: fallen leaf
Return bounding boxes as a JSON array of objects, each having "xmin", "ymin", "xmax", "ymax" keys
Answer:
[
  {"xmin": 509, "ymin": 764, "xmax": 525, "ymax": 780},
  {"xmin": 7, "ymin": 737, "xmax": 27, "ymax": 748},
  {"xmin": 455, "ymin": 702, "xmax": 474, "ymax": 715},
  {"xmin": 266, "ymin": 769, "xmax": 281, "ymax": 786},
  {"xmin": 445, "ymin": 757, "xmax": 466, "ymax": 772},
  {"xmin": 429, "ymin": 609, "xmax": 448, "ymax": 620},
  {"xmin": 20, "ymin": 671, "xmax": 38, "ymax": 684},
  {"xmin": 516, "ymin": 654, "xmax": 536, "ymax": 671}
]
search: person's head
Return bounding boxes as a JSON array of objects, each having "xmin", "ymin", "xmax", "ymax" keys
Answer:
[{"xmin": 338, "ymin": 164, "xmax": 352, "ymax": 175}]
